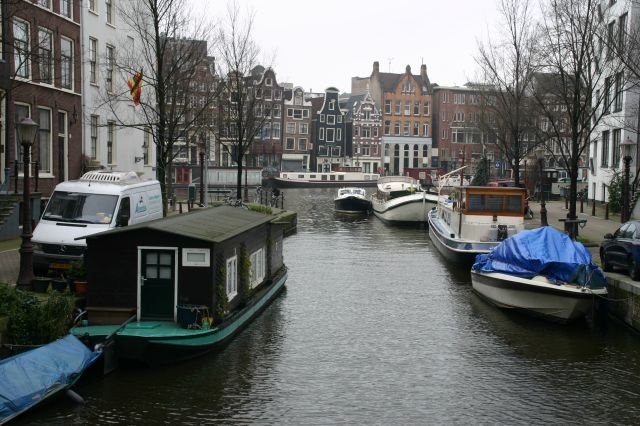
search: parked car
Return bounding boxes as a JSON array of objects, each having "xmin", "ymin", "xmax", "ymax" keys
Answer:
[{"xmin": 600, "ymin": 220, "xmax": 640, "ymax": 280}]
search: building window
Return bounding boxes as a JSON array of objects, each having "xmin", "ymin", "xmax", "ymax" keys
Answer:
[
  {"xmin": 90, "ymin": 115, "xmax": 99, "ymax": 159},
  {"xmin": 413, "ymin": 122, "xmax": 419, "ymax": 136},
  {"xmin": 395, "ymin": 101, "xmax": 401, "ymax": 115},
  {"xmin": 614, "ymin": 72, "xmax": 623, "ymax": 112},
  {"xmin": 14, "ymin": 104, "xmax": 30, "ymax": 173},
  {"xmin": 404, "ymin": 101, "xmax": 411, "ymax": 116},
  {"xmin": 394, "ymin": 122, "xmax": 400, "ymax": 135},
  {"xmin": 61, "ymin": 38, "xmax": 73, "ymax": 89},
  {"xmin": 38, "ymin": 29, "xmax": 53, "ymax": 84},
  {"xmin": 286, "ymin": 137, "xmax": 294, "ymax": 150},
  {"xmin": 58, "ymin": 111, "xmax": 67, "ymax": 178},
  {"xmin": 422, "ymin": 123, "xmax": 429, "ymax": 136},
  {"xmin": 143, "ymin": 127, "xmax": 151, "ymax": 165},
  {"xmin": 601, "ymin": 130, "xmax": 610, "ymax": 168},
  {"xmin": 106, "ymin": 0, "xmax": 114, "ymax": 25},
  {"xmin": 107, "ymin": 121, "xmax": 115, "ymax": 164},
  {"xmin": 272, "ymin": 122, "xmax": 280, "ymax": 139},
  {"xmin": 337, "ymin": 128, "xmax": 342, "ymax": 141},
  {"xmin": 61, "ymin": 0, "xmax": 72, "ymax": 18},
  {"xmin": 607, "ymin": 21, "xmax": 615, "ymax": 60},
  {"xmin": 454, "ymin": 93, "xmax": 465, "ymax": 104},
  {"xmin": 326, "ymin": 128, "xmax": 335, "ymax": 142},
  {"xmin": 384, "ymin": 120, "xmax": 390, "ymax": 135},
  {"xmin": 286, "ymin": 122, "xmax": 295, "ymax": 134},
  {"xmin": 37, "ymin": 0, "xmax": 51, "ymax": 8},
  {"xmin": 89, "ymin": 0, "xmax": 96, "ymax": 12},
  {"xmin": 13, "ymin": 20, "xmax": 30, "ymax": 79},
  {"xmin": 38, "ymin": 108, "xmax": 52, "ymax": 173},
  {"xmin": 454, "ymin": 112, "xmax": 465, "ymax": 122},
  {"xmin": 226, "ymin": 256, "xmax": 237, "ymax": 299},
  {"xmin": 299, "ymin": 123, "xmax": 308, "ymax": 134},
  {"xmin": 89, "ymin": 38, "xmax": 98, "ymax": 84},
  {"xmin": 423, "ymin": 102, "xmax": 430, "ymax": 116},
  {"xmin": 327, "ymin": 115, "xmax": 335, "ymax": 125},
  {"xmin": 414, "ymin": 101, "xmax": 420, "ymax": 115},
  {"xmin": 403, "ymin": 121, "xmax": 409, "ymax": 136},
  {"xmin": 619, "ymin": 13, "xmax": 628, "ymax": 51},
  {"xmin": 442, "ymin": 129, "xmax": 448, "ymax": 139},
  {"xmin": 385, "ymin": 100, "xmax": 391, "ymax": 114},
  {"xmin": 613, "ymin": 129, "xmax": 621, "ymax": 168},
  {"xmin": 329, "ymin": 99, "xmax": 335, "ymax": 110},
  {"xmin": 319, "ymin": 128, "xmax": 325, "ymax": 140},
  {"xmin": 604, "ymin": 76, "xmax": 612, "ymax": 113},
  {"xmin": 354, "ymin": 126, "xmax": 360, "ymax": 137},
  {"xmin": 452, "ymin": 128, "xmax": 465, "ymax": 143},
  {"xmin": 106, "ymin": 45, "xmax": 115, "ymax": 92},
  {"xmin": 320, "ymin": 114, "xmax": 325, "ymax": 123},
  {"xmin": 273, "ymin": 104, "xmax": 281, "ymax": 118},
  {"xmin": 298, "ymin": 138, "xmax": 307, "ymax": 151}
]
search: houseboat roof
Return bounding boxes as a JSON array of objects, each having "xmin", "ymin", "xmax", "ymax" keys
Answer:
[{"xmin": 82, "ymin": 206, "xmax": 275, "ymax": 243}]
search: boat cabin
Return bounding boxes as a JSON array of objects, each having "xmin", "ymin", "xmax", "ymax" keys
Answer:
[
  {"xmin": 439, "ymin": 186, "xmax": 527, "ymax": 242},
  {"xmin": 80, "ymin": 206, "xmax": 286, "ymax": 326}
]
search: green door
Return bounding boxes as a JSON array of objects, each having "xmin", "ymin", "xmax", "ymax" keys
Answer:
[{"xmin": 140, "ymin": 249, "xmax": 175, "ymax": 320}]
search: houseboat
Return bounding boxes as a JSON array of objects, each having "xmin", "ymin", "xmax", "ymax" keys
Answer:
[
  {"xmin": 269, "ymin": 166, "xmax": 380, "ymax": 188},
  {"xmin": 72, "ymin": 205, "xmax": 288, "ymax": 366},
  {"xmin": 428, "ymin": 185, "xmax": 527, "ymax": 265},
  {"xmin": 371, "ymin": 176, "xmax": 438, "ymax": 225}
]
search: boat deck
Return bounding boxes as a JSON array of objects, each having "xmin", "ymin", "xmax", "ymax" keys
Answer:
[{"xmin": 73, "ymin": 321, "xmax": 212, "ymax": 339}]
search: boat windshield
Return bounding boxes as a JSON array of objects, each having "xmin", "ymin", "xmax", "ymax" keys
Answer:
[{"xmin": 42, "ymin": 191, "xmax": 118, "ymax": 224}]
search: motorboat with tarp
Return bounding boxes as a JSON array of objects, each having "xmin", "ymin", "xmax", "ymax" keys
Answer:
[
  {"xmin": 471, "ymin": 226, "xmax": 607, "ymax": 323},
  {"xmin": 0, "ymin": 334, "xmax": 101, "ymax": 424},
  {"xmin": 334, "ymin": 187, "xmax": 372, "ymax": 214}
]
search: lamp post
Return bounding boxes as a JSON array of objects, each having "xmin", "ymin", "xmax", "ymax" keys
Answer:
[
  {"xmin": 459, "ymin": 149, "xmax": 465, "ymax": 185},
  {"xmin": 621, "ymin": 136, "xmax": 635, "ymax": 223},
  {"xmin": 16, "ymin": 117, "xmax": 39, "ymax": 290},
  {"xmin": 536, "ymin": 147, "xmax": 548, "ymax": 226}
]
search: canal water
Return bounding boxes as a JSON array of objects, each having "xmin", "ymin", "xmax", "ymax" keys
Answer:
[{"xmin": 20, "ymin": 188, "xmax": 640, "ymax": 424}]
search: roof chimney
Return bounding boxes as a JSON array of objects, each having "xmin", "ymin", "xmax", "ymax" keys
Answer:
[
  {"xmin": 373, "ymin": 61, "xmax": 379, "ymax": 74},
  {"xmin": 421, "ymin": 64, "xmax": 427, "ymax": 77},
  {"xmin": 406, "ymin": 65, "xmax": 411, "ymax": 74}
]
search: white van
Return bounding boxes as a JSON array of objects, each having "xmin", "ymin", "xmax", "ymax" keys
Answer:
[{"xmin": 32, "ymin": 171, "xmax": 163, "ymax": 274}]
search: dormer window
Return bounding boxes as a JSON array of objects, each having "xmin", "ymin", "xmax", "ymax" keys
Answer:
[
  {"xmin": 266, "ymin": 77, "xmax": 272, "ymax": 86},
  {"xmin": 329, "ymin": 99, "xmax": 335, "ymax": 110}
]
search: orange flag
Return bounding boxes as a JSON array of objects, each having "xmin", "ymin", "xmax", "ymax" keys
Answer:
[{"xmin": 128, "ymin": 68, "xmax": 143, "ymax": 106}]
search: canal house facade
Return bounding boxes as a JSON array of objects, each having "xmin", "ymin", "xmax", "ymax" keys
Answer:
[
  {"xmin": 82, "ymin": 206, "xmax": 286, "ymax": 325},
  {"xmin": 282, "ymin": 86, "xmax": 313, "ymax": 172},
  {"xmin": 344, "ymin": 91, "xmax": 383, "ymax": 174},
  {"xmin": 312, "ymin": 87, "xmax": 348, "ymax": 173}
]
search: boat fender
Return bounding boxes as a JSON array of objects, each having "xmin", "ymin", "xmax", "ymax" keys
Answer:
[{"xmin": 66, "ymin": 389, "xmax": 85, "ymax": 404}]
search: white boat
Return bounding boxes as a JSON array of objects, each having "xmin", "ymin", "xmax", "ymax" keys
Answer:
[
  {"xmin": 334, "ymin": 187, "xmax": 372, "ymax": 214},
  {"xmin": 371, "ymin": 176, "xmax": 437, "ymax": 224},
  {"xmin": 428, "ymin": 172, "xmax": 527, "ymax": 265},
  {"xmin": 471, "ymin": 226, "xmax": 608, "ymax": 324},
  {"xmin": 470, "ymin": 270, "xmax": 607, "ymax": 323},
  {"xmin": 270, "ymin": 167, "xmax": 380, "ymax": 188}
]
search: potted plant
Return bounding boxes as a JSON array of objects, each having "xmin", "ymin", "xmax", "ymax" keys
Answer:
[
  {"xmin": 31, "ymin": 276, "xmax": 50, "ymax": 293},
  {"xmin": 50, "ymin": 273, "xmax": 68, "ymax": 293},
  {"xmin": 69, "ymin": 260, "xmax": 88, "ymax": 296}
]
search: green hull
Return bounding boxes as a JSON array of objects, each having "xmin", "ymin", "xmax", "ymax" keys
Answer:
[{"xmin": 73, "ymin": 271, "xmax": 287, "ymax": 366}]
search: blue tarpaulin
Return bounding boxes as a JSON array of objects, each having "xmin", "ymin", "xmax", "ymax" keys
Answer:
[
  {"xmin": 0, "ymin": 334, "xmax": 100, "ymax": 423},
  {"xmin": 472, "ymin": 226, "xmax": 606, "ymax": 289}
]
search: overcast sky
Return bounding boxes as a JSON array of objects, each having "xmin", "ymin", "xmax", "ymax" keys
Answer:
[{"xmin": 192, "ymin": 0, "xmax": 504, "ymax": 93}]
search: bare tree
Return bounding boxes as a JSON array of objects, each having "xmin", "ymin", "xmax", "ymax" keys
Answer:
[
  {"xmin": 535, "ymin": 0, "xmax": 624, "ymax": 234},
  {"xmin": 475, "ymin": 0, "xmax": 541, "ymax": 187},
  {"xmin": 97, "ymin": 0, "xmax": 218, "ymax": 215},
  {"xmin": 214, "ymin": 2, "xmax": 269, "ymax": 200}
]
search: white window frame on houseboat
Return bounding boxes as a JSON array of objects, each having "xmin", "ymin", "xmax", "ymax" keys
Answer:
[
  {"xmin": 182, "ymin": 248, "xmax": 210, "ymax": 267},
  {"xmin": 226, "ymin": 255, "xmax": 238, "ymax": 299},
  {"xmin": 250, "ymin": 248, "xmax": 265, "ymax": 288}
]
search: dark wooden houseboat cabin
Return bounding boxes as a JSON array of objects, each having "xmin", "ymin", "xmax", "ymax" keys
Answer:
[{"xmin": 73, "ymin": 206, "xmax": 288, "ymax": 365}]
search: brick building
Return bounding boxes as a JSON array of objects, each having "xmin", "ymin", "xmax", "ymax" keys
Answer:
[{"xmin": 7, "ymin": 0, "xmax": 83, "ymax": 196}]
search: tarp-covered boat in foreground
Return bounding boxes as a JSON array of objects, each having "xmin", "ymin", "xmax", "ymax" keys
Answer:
[
  {"xmin": 0, "ymin": 334, "xmax": 101, "ymax": 424},
  {"xmin": 471, "ymin": 226, "xmax": 607, "ymax": 323}
]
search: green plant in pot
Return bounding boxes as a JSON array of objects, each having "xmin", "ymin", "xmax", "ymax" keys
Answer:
[{"xmin": 69, "ymin": 260, "xmax": 88, "ymax": 296}]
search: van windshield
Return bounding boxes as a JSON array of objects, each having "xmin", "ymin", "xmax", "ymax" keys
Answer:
[{"xmin": 42, "ymin": 191, "xmax": 118, "ymax": 224}]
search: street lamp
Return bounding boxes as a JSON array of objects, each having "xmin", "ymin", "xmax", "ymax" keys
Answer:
[
  {"xmin": 459, "ymin": 149, "xmax": 465, "ymax": 185},
  {"xmin": 16, "ymin": 116, "xmax": 39, "ymax": 290},
  {"xmin": 621, "ymin": 136, "xmax": 635, "ymax": 223},
  {"xmin": 535, "ymin": 147, "xmax": 548, "ymax": 226}
]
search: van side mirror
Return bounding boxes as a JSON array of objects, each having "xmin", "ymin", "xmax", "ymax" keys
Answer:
[{"xmin": 116, "ymin": 198, "xmax": 131, "ymax": 227}]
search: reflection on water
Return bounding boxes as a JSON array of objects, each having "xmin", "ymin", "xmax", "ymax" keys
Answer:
[{"xmin": 19, "ymin": 188, "xmax": 640, "ymax": 425}]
